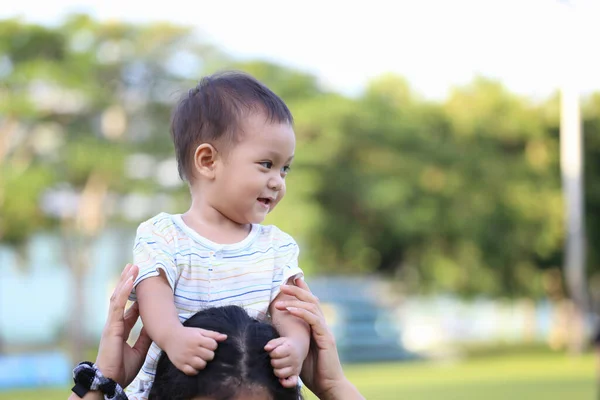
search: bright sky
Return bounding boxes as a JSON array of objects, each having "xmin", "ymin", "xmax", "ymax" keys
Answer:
[{"xmin": 3, "ymin": 0, "xmax": 600, "ymax": 99}]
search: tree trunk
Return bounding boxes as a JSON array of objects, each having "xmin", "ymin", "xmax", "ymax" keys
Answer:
[
  {"xmin": 64, "ymin": 171, "xmax": 109, "ymax": 364},
  {"xmin": 69, "ymin": 246, "xmax": 87, "ymax": 364},
  {"xmin": 560, "ymin": 84, "xmax": 588, "ymax": 354}
]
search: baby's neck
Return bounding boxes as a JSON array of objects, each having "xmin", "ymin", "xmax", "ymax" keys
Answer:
[{"xmin": 182, "ymin": 205, "xmax": 251, "ymax": 245}]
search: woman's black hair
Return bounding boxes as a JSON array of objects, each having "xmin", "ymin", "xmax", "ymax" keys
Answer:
[{"xmin": 148, "ymin": 305, "xmax": 302, "ymax": 400}]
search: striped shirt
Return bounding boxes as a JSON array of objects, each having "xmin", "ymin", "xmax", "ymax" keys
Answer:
[{"xmin": 125, "ymin": 212, "xmax": 303, "ymax": 399}]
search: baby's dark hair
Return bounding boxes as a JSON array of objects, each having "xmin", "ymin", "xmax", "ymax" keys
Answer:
[
  {"xmin": 171, "ymin": 71, "xmax": 294, "ymax": 181},
  {"xmin": 148, "ymin": 305, "xmax": 302, "ymax": 400}
]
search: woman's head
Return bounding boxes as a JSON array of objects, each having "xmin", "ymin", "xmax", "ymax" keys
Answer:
[{"xmin": 149, "ymin": 305, "xmax": 301, "ymax": 400}]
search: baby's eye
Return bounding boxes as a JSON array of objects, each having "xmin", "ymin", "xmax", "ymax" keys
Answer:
[
  {"xmin": 281, "ymin": 165, "xmax": 291, "ymax": 175},
  {"xmin": 259, "ymin": 161, "xmax": 273, "ymax": 169}
]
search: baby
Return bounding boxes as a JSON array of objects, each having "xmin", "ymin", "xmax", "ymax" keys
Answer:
[{"xmin": 126, "ymin": 71, "xmax": 309, "ymax": 398}]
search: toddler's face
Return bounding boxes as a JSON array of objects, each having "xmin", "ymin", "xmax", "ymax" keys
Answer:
[{"xmin": 213, "ymin": 112, "xmax": 295, "ymax": 224}]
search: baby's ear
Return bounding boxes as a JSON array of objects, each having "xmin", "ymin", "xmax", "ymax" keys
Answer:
[{"xmin": 193, "ymin": 143, "xmax": 218, "ymax": 179}]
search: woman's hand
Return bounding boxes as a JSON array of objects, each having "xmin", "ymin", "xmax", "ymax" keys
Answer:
[
  {"xmin": 95, "ymin": 264, "xmax": 152, "ymax": 387},
  {"xmin": 274, "ymin": 280, "xmax": 364, "ymax": 400}
]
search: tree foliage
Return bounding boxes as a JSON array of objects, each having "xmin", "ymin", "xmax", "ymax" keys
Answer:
[{"xmin": 2, "ymin": 16, "xmax": 600, "ymax": 298}]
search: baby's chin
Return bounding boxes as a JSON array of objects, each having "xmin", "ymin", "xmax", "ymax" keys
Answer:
[
  {"xmin": 248, "ymin": 215, "xmax": 268, "ymax": 225},
  {"xmin": 235, "ymin": 213, "xmax": 267, "ymax": 225},
  {"xmin": 233, "ymin": 202, "xmax": 280, "ymax": 225}
]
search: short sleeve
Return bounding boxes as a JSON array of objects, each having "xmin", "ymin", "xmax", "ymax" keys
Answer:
[
  {"xmin": 270, "ymin": 236, "xmax": 304, "ymax": 303},
  {"xmin": 129, "ymin": 221, "xmax": 178, "ymax": 301}
]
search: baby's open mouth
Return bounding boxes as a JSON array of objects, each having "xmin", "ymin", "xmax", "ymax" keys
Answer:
[{"xmin": 257, "ymin": 198, "xmax": 271, "ymax": 206}]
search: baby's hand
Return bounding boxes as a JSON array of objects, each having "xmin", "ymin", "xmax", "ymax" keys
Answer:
[
  {"xmin": 265, "ymin": 336, "xmax": 303, "ymax": 388},
  {"xmin": 164, "ymin": 325, "xmax": 227, "ymax": 375}
]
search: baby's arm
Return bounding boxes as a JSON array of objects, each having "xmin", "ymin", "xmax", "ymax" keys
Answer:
[
  {"xmin": 136, "ymin": 272, "xmax": 227, "ymax": 376},
  {"xmin": 266, "ymin": 280, "xmax": 311, "ymax": 388},
  {"xmin": 135, "ymin": 272, "xmax": 182, "ymax": 352}
]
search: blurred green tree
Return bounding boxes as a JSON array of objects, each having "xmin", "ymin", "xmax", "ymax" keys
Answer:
[
  {"xmin": 0, "ymin": 14, "xmax": 227, "ymax": 360},
  {"xmin": 2, "ymin": 15, "xmax": 600, "ymax": 358}
]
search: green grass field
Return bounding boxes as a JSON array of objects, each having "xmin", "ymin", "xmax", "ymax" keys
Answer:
[{"xmin": 1, "ymin": 352, "xmax": 595, "ymax": 400}]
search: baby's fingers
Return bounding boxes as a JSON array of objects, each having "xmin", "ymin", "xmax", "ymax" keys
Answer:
[
  {"xmin": 195, "ymin": 347, "xmax": 216, "ymax": 362},
  {"xmin": 264, "ymin": 337, "xmax": 286, "ymax": 352},
  {"xmin": 181, "ymin": 364, "xmax": 199, "ymax": 376},
  {"xmin": 268, "ymin": 343, "xmax": 291, "ymax": 359},
  {"xmin": 273, "ymin": 366, "xmax": 295, "ymax": 379},
  {"xmin": 199, "ymin": 328, "xmax": 227, "ymax": 342},
  {"xmin": 279, "ymin": 375, "xmax": 298, "ymax": 388},
  {"xmin": 270, "ymin": 357, "xmax": 291, "ymax": 369},
  {"xmin": 188, "ymin": 357, "xmax": 208, "ymax": 371}
]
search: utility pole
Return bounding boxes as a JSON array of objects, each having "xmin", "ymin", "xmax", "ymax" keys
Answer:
[{"xmin": 559, "ymin": 0, "xmax": 588, "ymax": 354}]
